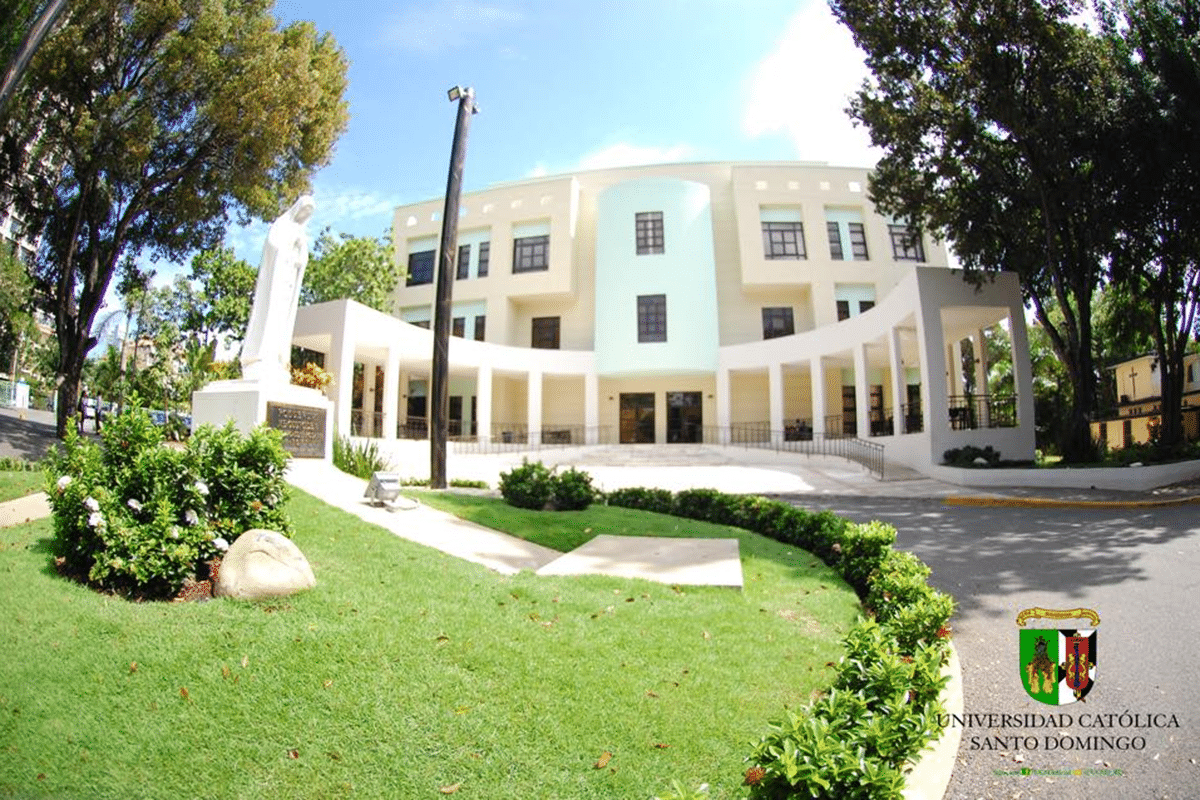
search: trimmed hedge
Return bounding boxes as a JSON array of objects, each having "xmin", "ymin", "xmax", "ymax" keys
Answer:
[{"xmin": 607, "ymin": 488, "xmax": 955, "ymax": 799}]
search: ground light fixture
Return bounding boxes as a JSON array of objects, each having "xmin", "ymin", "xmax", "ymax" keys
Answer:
[{"xmin": 363, "ymin": 472, "xmax": 416, "ymax": 510}]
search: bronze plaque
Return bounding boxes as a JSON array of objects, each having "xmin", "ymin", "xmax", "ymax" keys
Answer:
[{"xmin": 267, "ymin": 402, "xmax": 326, "ymax": 458}]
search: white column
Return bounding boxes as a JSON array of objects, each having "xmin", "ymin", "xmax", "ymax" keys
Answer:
[
  {"xmin": 768, "ymin": 362, "xmax": 784, "ymax": 447},
  {"xmin": 584, "ymin": 371, "xmax": 599, "ymax": 444},
  {"xmin": 975, "ymin": 327, "xmax": 990, "ymax": 427},
  {"xmin": 526, "ymin": 369, "xmax": 542, "ymax": 446},
  {"xmin": 810, "ymin": 355, "xmax": 826, "ymax": 437},
  {"xmin": 326, "ymin": 310, "xmax": 356, "ymax": 438},
  {"xmin": 888, "ymin": 326, "xmax": 905, "ymax": 436},
  {"xmin": 476, "ymin": 365, "xmax": 493, "ymax": 443},
  {"xmin": 381, "ymin": 348, "xmax": 400, "ymax": 440},
  {"xmin": 949, "ymin": 340, "xmax": 963, "ymax": 397},
  {"xmin": 854, "ymin": 343, "xmax": 869, "ymax": 438},
  {"xmin": 716, "ymin": 367, "xmax": 731, "ymax": 444}
]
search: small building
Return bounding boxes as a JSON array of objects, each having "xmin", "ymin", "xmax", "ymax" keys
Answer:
[
  {"xmin": 1092, "ymin": 352, "xmax": 1200, "ymax": 449},
  {"xmin": 292, "ymin": 161, "xmax": 1035, "ymax": 476}
]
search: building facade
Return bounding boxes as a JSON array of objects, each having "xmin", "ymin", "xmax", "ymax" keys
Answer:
[
  {"xmin": 292, "ymin": 161, "xmax": 1035, "ymax": 474},
  {"xmin": 1092, "ymin": 353, "xmax": 1200, "ymax": 449}
]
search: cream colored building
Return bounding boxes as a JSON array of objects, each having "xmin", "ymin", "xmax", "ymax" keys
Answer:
[
  {"xmin": 1092, "ymin": 352, "xmax": 1200, "ymax": 449},
  {"xmin": 292, "ymin": 161, "xmax": 1035, "ymax": 475}
]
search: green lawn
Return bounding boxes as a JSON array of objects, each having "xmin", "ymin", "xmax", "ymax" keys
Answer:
[
  {"xmin": 0, "ymin": 484, "xmax": 861, "ymax": 800},
  {"xmin": 0, "ymin": 470, "xmax": 45, "ymax": 503}
]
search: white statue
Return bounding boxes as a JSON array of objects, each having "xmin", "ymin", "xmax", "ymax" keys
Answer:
[{"xmin": 241, "ymin": 195, "xmax": 316, "ymax": 385}]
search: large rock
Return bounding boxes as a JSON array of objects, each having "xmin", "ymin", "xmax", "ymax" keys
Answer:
[{"xmin": 214, "ymin": 529, "xmax": 315, "ymax": 600}]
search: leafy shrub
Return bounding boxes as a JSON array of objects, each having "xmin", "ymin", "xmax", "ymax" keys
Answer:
[
  {"xmin": 333, "ymin": 434, "xmax": 390, "ymax": 479},
  {"xmin": 674, "ymin": 488, "xmax": 741, "ymax": 525},
  {"xmin": 942, "ymin": 444, "xmax": 1000, "ymax": 467},
  {"xmin": 291, "ymin": 361, "xmax": 334, "ymax": 391},
  {"xmin": 605, "ymin": 486, "xmax": 675, "ymax": 515},
  {"xmin": 839, "ymin": 520, "xmax": 897, "ymax": 595},
  {"xmin": 498, "ymin": 459, "xmax": 555, "ymax": 510},
  {"xmin": 44, "ymin": 408, "xmax": 292, "ymax": 600},
  {"xmin": 551, "ymin": 466, "xmax": 596, "ymax": 511},
  {"xmin": 400, "ymin": 477, "xmax": 489, "ymax": 489}
]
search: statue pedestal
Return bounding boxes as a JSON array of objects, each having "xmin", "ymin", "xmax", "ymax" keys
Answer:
[{"xmin": 192, "ymin": 380, "xmax": 333, "ymax": 462}]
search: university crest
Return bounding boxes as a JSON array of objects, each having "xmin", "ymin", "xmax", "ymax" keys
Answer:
[{"xmin": 1016, "ymin": 607, "xmax": 1099, "ymax": 705}]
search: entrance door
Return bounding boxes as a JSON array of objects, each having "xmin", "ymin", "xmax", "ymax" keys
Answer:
[
  {"xmin": 667, "ymin": 391, "xmax": 702, "ymax": 443},
  {"xmin": 619, "ymin": 393, "xmax": 655, "ymax": 443}
]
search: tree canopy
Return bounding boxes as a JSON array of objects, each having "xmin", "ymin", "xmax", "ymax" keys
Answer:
[
  {"xmin": 186, "ymin": 245, "xmax": 257, "ymax": 352},
  {"xmin": 0, "ymin": 0, "xmax": 349, "ymax": 436},
  {"xmin": 300, "ymin": 229, "xmax": 400, "ymax": 313},
  {"xmin": 830, "ymin": 0, "xmax": 1122, "ymax": 461}
]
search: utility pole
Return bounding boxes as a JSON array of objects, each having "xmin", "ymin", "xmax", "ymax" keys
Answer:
[{"xmin": 430, "ymin": 86, "xmax": 477, "ymax": 490}]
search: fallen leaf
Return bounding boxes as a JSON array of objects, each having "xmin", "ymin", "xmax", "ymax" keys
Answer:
[
  {"xmin": 702, "ymin": 631, "xmax": 711, "ymax": 640},
  {"xmin": 288, "ymin": 749, "xmax": 299, "ymax": 759},
  {"xmin": 653, "ymin": 743, "xmax": 670, "ymax": 749},
  {"xmin": 323, "ymin": 680, "xmax": 333, "ymax": 689},
  {"xmin": 645, "ymin": 690, "xmax": 659, "ymax": 698},
  {"xmin": 439, "ymin": 783, "xmax": 461, "ymax": 794},
  {"xmin": 221, "ymin": 665, "xmax": 231, "ymax": 679},
  {"xmin": 129, "ymin": 662, "xmax": 138, "ymax": 674},
  {"xmin": 37, "ymin": 774, "xmax": 45, "ymax": 781},
  {"xmin": 179, "ymin": 687, "xmax": 190, "ymax": 701},
  {"xmin": 436, "ymin": 635, "xmax": 451, "ymax": 646},
  {"xmin": 241, "ymin": 655, "xmax": 249, "ymax": 668},
  {"xmin": 594, "ymin": 751, "xmax": 612, "ymax": 769}
]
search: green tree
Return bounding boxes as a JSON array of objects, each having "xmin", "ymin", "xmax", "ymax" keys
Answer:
[
  {"xmin": 301, "ymin": 229, "xmax": 400, "ymax": 313},
  {"xmin": 186, "ymin": 245, "xmax": 257, "ymax": 354},
  {"xmin": 830, "ymin": 0, "xmax": 1121, "ymax": 461},
  {"xmin": 0, "ymin": 0, "xmax": 349, "ymax": 437},
  {"xmin": 0, "ymin": 247, "xmax": 34, "ymax": 379},
  {"xmin": 1100, "ymin": 0, "xmax": 1200, "ymax": 447}
]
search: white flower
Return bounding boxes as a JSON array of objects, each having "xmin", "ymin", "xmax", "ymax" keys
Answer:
[
  {"xmin": 170, "ymin": 527, "xmax": 180, "ymax": 540},
  {"xmin": 87, "ymin": 511, "xmax": 103, "ymax": 528},
  {"xmin": 127, "ymin": 498, "xmax": 143, "ymax": 512},
  {"xmin": 213, "ymin": 537, "xmax": 230, "ymax": 552},
  {"xmin": 184, "ymin": 509, "xmax": 199, "ymax": 526},
  {"xmin": 56, "ymin": 475, "xmax": 72, "ymax": 492},
  {"xmin": 84, "ymin": 496, "xmax": 99, "ymax": 512},
  {"xmin": 194, "ymin": 480, "xmax": 209, "ymax": 496}
]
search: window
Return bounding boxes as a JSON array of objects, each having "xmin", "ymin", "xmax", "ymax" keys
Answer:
[
  {"xmin": 513, "ymin": 235, "xmax": 549, "ymax": 272},
  {"xmin": 474, "ymin": 315, "xmax": 486, "ymax": 342},
  {"xmin": 456, "ymin": 244, "xmax": 470, "ymax": 280},
  {"xmin": 637, "ymin": 294, "xmax": 667, "ymax": 343},
  {"xmin": 826, "ymin": 222, "xmax": 844, "ymax": 260},
  {"xmin": 477, "ymin": 242, "xmax": 489, "ymax": 277},
  {"xmin": 859, "ymin": 300, "xmax": 875, "ymax": 314},
  {"xmin": 412, "ymin": 319, "xmax": 431, "ymax": 329},
  {"xmin": 452, "ymin": 317, "xmax": 465, "ymax": 338},
  {"xmin": 762, "ymin": 307, "xmax": 795, "ymax": 339},
  {"xmin": 1188, "ymin": 362, "xmax": 1195, "ymax": 384},
  {"xmin": 848, "ymin": 222, "xmax": 869, "ymax": 260},
  {"xmin": 762, "ymin": 222, "xmax": 806, "ymax": 259},
  {"xmin": 635, "ymin": 211, "xmax": 664, "ymax": 255},
  {"xmin": 407, "ymin": 250, "xmax": 435, "ymax": 286},
  {"xmin": 842, "ymin": 385, "xmax": 858, "ymax": 435},
  {"xmin": 836, "ymin": 300, "xmax": 851, "ymax": 321},
  {"xmin": 888, "ymin": 224, "xmax": 925, "ymax": 261},
  {"xmin": 531, "ymin": 316, "xmax": 560, "ymax": 349}
]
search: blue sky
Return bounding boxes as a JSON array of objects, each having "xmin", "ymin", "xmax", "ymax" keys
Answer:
[{"xmin": 218, "ymin": 0, "xmax": 880, "ymax": 263}]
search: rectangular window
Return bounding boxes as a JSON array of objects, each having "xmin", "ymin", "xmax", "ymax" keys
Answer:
[
  {"xmin": 762, "ymin": 222, "xmax": 806, "ymax": 259},
  {"xmin": 456, "ymin": 244, "xmax": 470, "ymax": 280},
  {"xmin": 859, "ymin": 300, "xmax": 875, "ymax": 314},
  {"xmin": 513, "ymin": 235, "xmax": 549, "ymax": 273},
  {"xmin": 836, "ymin": 300, "xmax": 851, "ymax": 321},
  {"xmin": 848, "ymin": 222, "xmax": 869, "ymax": 260},
  {"xmin": 826, "ymin": 222, "xmax": 844, "ymax": 260},
  {"xmin": 635, "ymin": 211, "xmax": 664, "ymax": 255},
  {"xmin": 1188, "ymin": 363, "xmax": 1195, "ymax": 384},
  {"xmin": 761, "ymin": 307, "xmax": 795, "ymax": 339},
  {"xmin": 406, "ymin": 250, "xmax": 435, "ymax": 286},
  {"xmin": 473, "ymin": 315, "xmax": 486, "ymax": 342},
  {"xmin": 477, "ymin": 241, "xmax": 489, "ymax": 277},
  {"xmin": 451, "ymin": 317, "xmax": 465, "ymax": 338},
  {"xmin": 888, "ymin": 224, "xmax": 925, "ymax": 261},
  {"xmin": 637, "ymin": 294, "xmax": 667, "ymax": 343},
  {"xmin": 531, "ymin": 316, "xmax": 560, "ymax": 349}
]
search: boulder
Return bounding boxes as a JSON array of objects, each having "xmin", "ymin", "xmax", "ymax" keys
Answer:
[{"xmin": 213, "ymin": 529, "xmax": 315, "ymax": 600}]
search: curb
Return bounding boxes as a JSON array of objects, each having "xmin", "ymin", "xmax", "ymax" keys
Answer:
[
  {"xmin": 943, "ymin": 494, "xmax": 1200, "ymax": 509},
  {"xmin": 903, "ymin": 642, "xmax": 963, "ymax": 800}
]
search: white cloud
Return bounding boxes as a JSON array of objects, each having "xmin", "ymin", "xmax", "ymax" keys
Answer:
[
  {"xmin": 576, "ymin": 142, "xmax": 699, "ymax": 172},
  {"xmin": 741, "ymin": 3, "xmax": 879, "ymax": 168},
  {"xmin": 380, "ymin": 2, "xmax": 522, "ymax": 54}
]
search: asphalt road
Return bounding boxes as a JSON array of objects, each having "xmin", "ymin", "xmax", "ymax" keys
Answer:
[{"xmin": 797, "ymin": 495, "xmax": 1200, "ymax": 800}]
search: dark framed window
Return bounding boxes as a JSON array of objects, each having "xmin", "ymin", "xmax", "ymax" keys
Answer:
[
  {"xmin": 531, "ymin": 316, "xmax": 560, "ymax": 349},
  {"xmin": 859, "ymin": 300, "xmax": 875, "ymax": 314},
  {"xmin": 474, "ymin": 315, "xmax": 486, "ymax": 342},
  {"xmin": 513, "ymin": 235, "xmax": 549, "ymax": 273},
  {"xmin": 836, "ymin": 300, "xmax": 851, "ymax": 321},
  {"xmin": 826, "ymin": 222, "xmax": 844, "ymax": 260},
  {"xmin": 635, "ymin": 211, "xmax": 664, "ymax": 255},
  {"xmin": 407, "ymin": 250, "xmax": 435, "ymax": 286},
  {"xmin": 456, "ymin": 244, "xmax": 470, "ymax": 279},
  {"xmin": 888, "ymin": 224, "xmax": 925, "ymax": 261},
  {"xmin": 411, "ymin": 319, "xmax": 430, "ymax": 329},
  {"xmin": 637, "ymin": 294, "xmax": 667, "ymax": 343},
  {"xmin": 477, "ymin": 241, "xmax": 489, "ymax": 277},
  {"xmin": 842, "ymin": 385, "xmax": 858, "ymax": 435},
  {"xmin": 452, "ymin": 317, "xmax": 465, "ymax": 338},
  {"xmin": 848, "ymin": 222, "xmax": 869, "ymax": 260},
  {"xmin": 761, "ymin": 307, "xmax": 795, "ymax": 339},
  {"xmin": 762, "ymin": 222, "xmax": 806, "ymax": 259}
]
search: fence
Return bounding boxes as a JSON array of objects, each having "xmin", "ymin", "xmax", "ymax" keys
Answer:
[{"xmin": 947, "ymin": 395, "xmax": 1018, "ymax": 430}]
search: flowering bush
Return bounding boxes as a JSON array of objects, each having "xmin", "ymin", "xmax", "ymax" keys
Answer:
[
  {"xmin": 290, "ymin": 361, "xmax": 334, "ymax": 391},
  {"xmin": 45, "ymin": 406, "xmax": 291, "ymax": 600}
]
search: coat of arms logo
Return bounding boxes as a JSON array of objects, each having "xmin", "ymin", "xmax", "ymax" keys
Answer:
[{"xmin": 1016, "ymin": 607, "xmax": 1099, "ymax": 705}]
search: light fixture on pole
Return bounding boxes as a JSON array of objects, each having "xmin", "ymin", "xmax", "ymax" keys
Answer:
[{"xmin": 430, "ymin": 86, "xmax": 477, "ymax": 490}]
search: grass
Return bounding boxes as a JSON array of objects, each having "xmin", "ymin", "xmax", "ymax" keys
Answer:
[
  {"xmin": 0, "ymin": 470, "xmax": 45, "ymax": 503},
  {"xmin": 0, "ymin": 484, "xmax": 861, "ymax": 799}
]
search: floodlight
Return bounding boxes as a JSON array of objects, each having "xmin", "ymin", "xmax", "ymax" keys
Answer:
[
  {"xmin": 364, "ymin": 472, "xmax": 402, "ymax": 505},
  {"xmin": 447, "ymin": 86, "xmax": 463, "ymax": 102}
]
